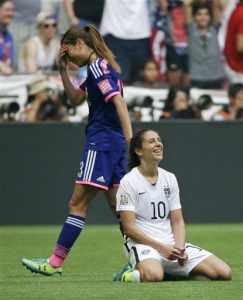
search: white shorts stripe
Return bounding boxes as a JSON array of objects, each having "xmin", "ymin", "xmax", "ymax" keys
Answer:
[
  {"xmin": 85, "ymin": 150, "xmax": 96, "ymax": 181},
  {"xmin": 65, "ymin": 221, "xmax": 83, "ymax": 228},
  {"xmin": 83, "ymin": 150, "xmax": 97, "ymax": 181},
  {"xmin": 87, "ymin": 151, "xmax": 97, "ymax": 181}
]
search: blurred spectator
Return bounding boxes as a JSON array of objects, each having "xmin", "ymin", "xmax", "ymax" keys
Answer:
[
  {"xmin": 21, "ymin": 78, "xmax": 68, "ymax": 122},
  {"xmin": 212, "ymin": 83, "xmax": 243, "ymax": 120},
  {"xmin": 162, "ymin": 85, "xmax": 198, "ymax": 119},
  {"xmin": 18, "ymin": 11, "xmax": 59, "ymax": 73},
  {"xmin": 64, "ymin": 0, "xmax": 104, "ymax": 28},
  {"xmin": 184, "ymin": 0, "xmax": 224, "ymax": 89},
  {"xmin": 195, "ymin": 0, "xmax": 224, "ymax": 22},
  {"xmin": 0, "ymin": 0, "xmax": 14, "ymax": 75},
  {"xmin": 129, "ymin": 96, "xmax": 154, "ymax": 122},
  {"xmin": 133, "ymin": 58, "xmax": 168, "ymax": 89},
  {"xmin": 224, "ymin": 0, "xmax": 243, "ymax": 84},
  {"xmin": 159, "ymin": 0, "xmax": 189, "ymax": 86},
  {"xmin": 217, "ymin": 0, "xmax": 238, "ymax": 53},
  {"xmin": 236, "ymin": 108, "xmax": 243, "ymax": 120},
  {"xmin": 9, "ymin": 0, "xmax": 41, "ymax": 69},
  {"xmin": 63, "ymin": 0, "xmax": 105, "ymax": 81},
  {"xmin": 100, "ymin": 0, "xmax": 151, "ymax": 84}
]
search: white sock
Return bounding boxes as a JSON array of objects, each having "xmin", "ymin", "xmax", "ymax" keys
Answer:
[
  {"xmin": 124, "ymin": 269, "xmax": 140, "ymax": 282},
  {"xmin": 131, "ymin": 270, "xmax": 141, "ymax": 282}
]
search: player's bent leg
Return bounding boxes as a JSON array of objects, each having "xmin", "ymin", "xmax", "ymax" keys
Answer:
[
  {"xmin": 21, "ymin": 184, "xmax": 98, "ymax": 276},
  {"xmin": 190, "ymin": 255, "xmax": 232, "ymax": 280},
  {"xmin": 69, "ymin": 183, "xmax": 98, "ymax": 217},
  {"xmin": 48, "ymin": 184, "xmax": 98, "ymax": 266},
  {"xmin": 136, "ymin": 258, "xmax": 164, "ymax": 282},
  {"xmin": 104, "ymin": 187, "xmax": 118, "ymax": 216},
  {"xmin": 104, "ymin": 187, "xmax": 125, "ymax": 236}
]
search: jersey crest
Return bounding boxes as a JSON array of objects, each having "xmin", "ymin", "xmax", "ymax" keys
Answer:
[
  {"xmin": 163, "ymin": 186, "xmax": 170, "ymax": 199},
  {"xmin": 119, "ymin": 193, "xmax": 130, "ymax": 205},
  {"xmin": 98, "ymin": 79, "xmax": 113, "ymax": 94}
]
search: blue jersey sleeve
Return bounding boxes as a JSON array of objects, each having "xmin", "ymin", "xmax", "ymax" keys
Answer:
[{"xmin": 88, "ymin": 58, "xmax": 122, "ymax": 102}]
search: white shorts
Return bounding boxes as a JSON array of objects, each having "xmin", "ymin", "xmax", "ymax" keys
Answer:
[{"xmin": 124, "ymin": 242, "xmax": 213, "ymax": 277}]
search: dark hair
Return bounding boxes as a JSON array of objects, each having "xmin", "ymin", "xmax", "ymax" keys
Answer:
[
  {"xmin": 140, "ymin": 58, "xmax": 158, "ymax": 71},
  {"xmin": 228, "ymin": 83, "xmax": 243, "ymax": 98},
  {"xmin": 0, "ymin": 0, "xmax": 12, "ymax": 7},
  {"xmin": 128, "ymin": 128, "xmax": 158, "ymax": 170},
  {"xmin": 192, "ymin": 1, "xmax": 212, "ymax": 18},
  {"xmin": 164, "ymin": 86, "xmax": 190, "ymax": 112},
  {"xmin": 61, "ymin": 25, "xmax": 121, "ymax": 73}
]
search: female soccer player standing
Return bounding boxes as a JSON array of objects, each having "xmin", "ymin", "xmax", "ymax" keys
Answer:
[
  {"xmin": 22, "ymin": 25, "xmax": 132, "ymax": 276},
  {"xmin": 114, "ymin": 129, "xmax": 232, "ymax": 282}
]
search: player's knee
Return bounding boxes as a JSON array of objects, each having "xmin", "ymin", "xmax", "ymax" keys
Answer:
[
  {"xmin": 208, "ymin": 265, "xmax": 232, "ymax": 281},
  {"xmin": 140, "ymin": 269, "xmax": 163, "ymax": 282},
  {"xmin": 68, "ymin": 198, "xmax": 88, "ymax": 215},
  {"xmin": 218, "ymin": 266, "xmax": 232, "ymax": 281}
]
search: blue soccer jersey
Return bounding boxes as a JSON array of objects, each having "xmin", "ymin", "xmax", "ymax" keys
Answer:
[{"xmin": 79, "ymin": 57, "xmax": 126, "ymax": 151}]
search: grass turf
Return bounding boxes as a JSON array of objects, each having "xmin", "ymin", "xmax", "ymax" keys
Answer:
[{"xmin": 0, "ymin": 224, "xmax": 242, "ymax": 300}]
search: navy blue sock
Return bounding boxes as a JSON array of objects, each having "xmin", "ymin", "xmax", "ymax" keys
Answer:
[{"xmin": 53, "ymin": 214, "xmax": 86, "ymax": 258}]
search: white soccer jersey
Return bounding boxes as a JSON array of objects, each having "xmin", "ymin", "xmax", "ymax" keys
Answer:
[{"xmin": 116, "ymin": 167, "xmax": 182, "ymax": 245}]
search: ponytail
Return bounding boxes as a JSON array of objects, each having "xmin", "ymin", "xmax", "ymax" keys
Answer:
[{"xmin": 61, "ymin": 25, "xmax": 121, "ymax": 73}]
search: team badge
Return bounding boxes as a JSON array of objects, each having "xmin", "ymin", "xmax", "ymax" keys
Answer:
[
  {"xmin": 120, "ymin": 193, "xmax": 129, "ymax": 205},
  {"xmin": 141, "ymin": 249, "xmax": 151, "ymax": 255},
  {"xmin": 164, "ymin": 186, "xmax": 170, "ymax": 199},
  {"xmin": 98, "ymin": 79, "xmax": 112, "ymax": 94}
]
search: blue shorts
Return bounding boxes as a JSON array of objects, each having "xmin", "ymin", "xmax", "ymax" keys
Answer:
[{"xmin": 75, "ymin": 149, "xmax": 127, "ymax": 190}]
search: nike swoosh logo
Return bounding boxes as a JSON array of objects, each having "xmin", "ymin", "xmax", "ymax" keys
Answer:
[{"xmin": 139, "ymin": 192, "xmax": 146, "ymax": 195}]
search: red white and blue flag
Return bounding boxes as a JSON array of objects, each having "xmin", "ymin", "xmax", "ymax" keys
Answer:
[{"xmin": 150, "ymin": 6, "xmax": 167, "ymax": 81}]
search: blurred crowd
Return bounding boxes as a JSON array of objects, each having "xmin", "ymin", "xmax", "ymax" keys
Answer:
[{"xmin": 0, "ymin": 0, "xmax": 243, "ymax": 123}]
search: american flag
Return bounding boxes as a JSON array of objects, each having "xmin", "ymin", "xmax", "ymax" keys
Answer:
[{"xmin": 150, "ymin": 6, "xmax": 167, "ymax": 82}]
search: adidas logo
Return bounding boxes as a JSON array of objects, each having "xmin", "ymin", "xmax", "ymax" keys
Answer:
[{"xmin": 96, "ymin": 176, "xmax": 105, "ymax": 182}]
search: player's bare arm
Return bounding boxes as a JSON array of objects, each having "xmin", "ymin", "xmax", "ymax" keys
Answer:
[
  {"xmin": 170, "ymin": 209, "xmax": 186, "ymax": 251},
  {"xmin": 170, "ymin": 209, "xmax": 188, "ymax": 265},
  {"xmin": 112, "ymin": 94, "xmax": 133, "ymax": 146},
  {"xmin": 121, "ymin": 211, "xmax": 181, "ymax": 261},
  {"xmin": 58, "ymin": 45, "xmax": 86, "ymax": 106}
]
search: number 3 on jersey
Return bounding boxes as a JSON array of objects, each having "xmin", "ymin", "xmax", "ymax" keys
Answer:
[{"xmin": 151, "ymin": 201, "xmax": 166, "ymax": 219}]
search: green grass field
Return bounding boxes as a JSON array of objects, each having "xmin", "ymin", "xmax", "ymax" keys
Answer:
[{"xmin": 0, "ymin": 224, "xmax": 242, "ymax": 300}]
